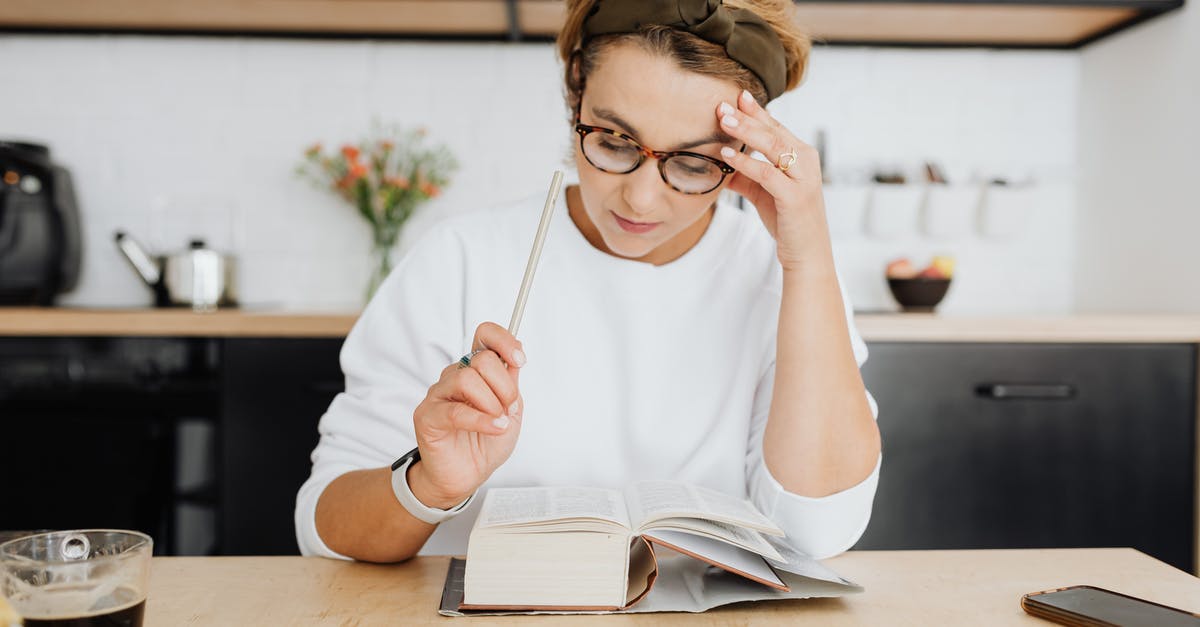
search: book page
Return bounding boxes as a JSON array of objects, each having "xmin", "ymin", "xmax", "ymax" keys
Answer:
[
  {"xmin": 476, "ymin": 487, "xmax": 630, "ymax": 528},
  {"xmin": 640, "ymin": 529, "xmax": 786, "ymax": 590},
  {"xmin": 626, "ymin": 481, "xmax": 782, "ymax": 535},
  {"xmin": 645, "ymin": 517, "xmax": 782, "ymax": 561},
  {"xmin": 763, "ymin": 535, "xmax": 858, "ymax": 585}
]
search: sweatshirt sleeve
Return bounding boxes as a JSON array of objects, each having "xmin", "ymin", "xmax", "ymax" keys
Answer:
[
  {"xmin": 294, "ymin": 224, "xmax": 469, "ymax": 559},
  {"xmin": 744, "ymin": 277, "xmax": 882, "ymax": 560}
]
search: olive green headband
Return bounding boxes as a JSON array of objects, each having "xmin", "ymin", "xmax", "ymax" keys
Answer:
[{"xmin": 581, "ymin": 0, "xmax": 788, "ymax": 102}]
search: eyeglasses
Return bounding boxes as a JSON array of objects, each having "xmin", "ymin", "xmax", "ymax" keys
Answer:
[{"xmin": 574, "ymin": 118, "xmax": 737, "ymax": 195}]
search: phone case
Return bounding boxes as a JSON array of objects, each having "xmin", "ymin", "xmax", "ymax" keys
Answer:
[{"xmin": 1021, "ymin": 584, "xmax": 1200, "ymax": 627}]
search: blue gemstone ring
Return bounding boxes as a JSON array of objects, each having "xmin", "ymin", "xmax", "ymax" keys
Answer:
[{"xmin": 456, "ymin": 349, "xmax": 485, "ymax": 369}]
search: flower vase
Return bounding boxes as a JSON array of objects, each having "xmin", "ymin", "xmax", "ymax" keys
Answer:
[{"xmin": 365, "ymin": 230, "xmax": 400, "ymax": 303}]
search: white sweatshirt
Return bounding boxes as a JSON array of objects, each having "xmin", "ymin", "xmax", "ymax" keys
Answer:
[{"xmin": 295, "ymin": 189, "xmax": 881, "ymax": 560}]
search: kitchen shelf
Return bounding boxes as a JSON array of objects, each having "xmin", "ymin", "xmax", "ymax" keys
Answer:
[
  {"xmin": 793, "ymin": 0, "xmax": 1184, "ymax": 47},
  {"xmin": 0, "ymin": 0, "xmax": 1184, "ymax": 48}
]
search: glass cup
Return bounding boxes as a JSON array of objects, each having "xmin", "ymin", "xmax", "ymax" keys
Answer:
[{"xmin": 0, "ymin": 530, "xmax": 152, "ymax": 626}]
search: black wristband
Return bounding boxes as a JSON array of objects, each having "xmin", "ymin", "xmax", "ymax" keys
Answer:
[{"xmin": 390, "ymin": 446, "xmax": 420, "ymax": 472}]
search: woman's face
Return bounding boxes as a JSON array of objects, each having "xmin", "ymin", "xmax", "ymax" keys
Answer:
[{"xmin": 572, "ymin": 42, "xmax": 742, "ymax": 265}]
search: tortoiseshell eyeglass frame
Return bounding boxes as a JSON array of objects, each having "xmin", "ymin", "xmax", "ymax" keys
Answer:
[{"xmin": 573, "ymin": 115, "xmax": 740, "ymax": 195}]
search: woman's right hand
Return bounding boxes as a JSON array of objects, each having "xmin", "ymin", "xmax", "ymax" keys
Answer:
[{"xmin": 406, "ymin": 322, "xmax": 526, "ymax": 510}]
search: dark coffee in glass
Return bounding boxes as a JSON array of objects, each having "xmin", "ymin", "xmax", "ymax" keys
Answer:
[{"xmin": 0, "ymin": 531, "xmax": 152, "ymax": 627}]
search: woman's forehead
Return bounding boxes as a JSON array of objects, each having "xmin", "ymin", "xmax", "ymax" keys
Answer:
[{"xmin": 584, "ymin": 44, "xmax": 739, "ymax": 146}]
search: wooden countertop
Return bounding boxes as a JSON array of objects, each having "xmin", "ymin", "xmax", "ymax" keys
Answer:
[
  {"xmin": 0, "ymin": 308, "xmax": 357, "ymax": 338},
  {"xmin": 854, "ymin": 313, "xmax": 1200, "ymax": 343},
  {"xmin": 143, "ymin": 549, "xmax": 1199, "ymax": 625},
  {"xmin": 3, "ymin": 308, "xmax": 1200, "ymax": 342}
]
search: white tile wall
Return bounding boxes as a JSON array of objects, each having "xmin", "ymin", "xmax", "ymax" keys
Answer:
[
  {"xmin": 1075, "ymin": 2, "xmax": 1200, "ymax": 313},
  {"xmin": 0, "ymin": 34, "xmax": 1078, "ymax": 312}
]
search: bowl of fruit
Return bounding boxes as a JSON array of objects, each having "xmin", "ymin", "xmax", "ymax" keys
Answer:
[{"xmin": 885, "ymin": 256, "xmax": 955, "ymax": 312}]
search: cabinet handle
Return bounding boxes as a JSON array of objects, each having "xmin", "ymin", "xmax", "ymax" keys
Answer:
[{"xmin": 974, "ymin": 383, "xmax": 1076, "ymax": 400}]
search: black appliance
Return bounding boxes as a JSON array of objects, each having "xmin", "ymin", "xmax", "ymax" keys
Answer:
[{"xmin": 0, "ymin": 140, "xmax": 82, "ymax": 305}]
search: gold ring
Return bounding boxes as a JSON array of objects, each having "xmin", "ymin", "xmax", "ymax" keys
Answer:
[{"xmin": 776, "ymin": 148, "xmax": 797, "ymax": 172}]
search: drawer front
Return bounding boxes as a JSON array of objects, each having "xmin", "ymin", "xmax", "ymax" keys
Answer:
[{"xmin": 856, "ymin": 343, "xmax": 1196, "ymax": 572}]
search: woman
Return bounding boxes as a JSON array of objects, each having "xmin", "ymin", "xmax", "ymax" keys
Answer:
[{"xmin": 296, "ymin": 0, "xmax": 882, "ymax": 563}]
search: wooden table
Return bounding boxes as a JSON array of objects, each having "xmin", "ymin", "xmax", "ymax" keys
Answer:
[{"xmin": 145, "ymin": 549, "xmax": 1200, "ymax": 625}]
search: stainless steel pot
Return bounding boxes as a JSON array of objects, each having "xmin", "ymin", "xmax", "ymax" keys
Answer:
[{"xmin": 114, "ymin": 231, "xmax": 237, "ymax": 310}]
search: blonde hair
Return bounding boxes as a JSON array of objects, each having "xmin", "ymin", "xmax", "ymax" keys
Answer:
[{"xmin": 556, "ymin": 0, "xmax": 811, "ymax": 116}]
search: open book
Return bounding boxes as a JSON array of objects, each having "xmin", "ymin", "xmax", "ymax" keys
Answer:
[{"xmin": 461, "ymin": 481, "xmax": 811, "ymax": 610}]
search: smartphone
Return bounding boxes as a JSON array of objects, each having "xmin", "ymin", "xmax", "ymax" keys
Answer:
[{"xmin": 1022, "ymin": 585, "xmax": 1200, "ymax": 627}]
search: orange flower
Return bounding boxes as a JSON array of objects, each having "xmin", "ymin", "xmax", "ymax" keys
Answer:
[
  {"xmin": 335, "ymin": 161, "xmax": 368, "ymax": 190},
  {"xmin": 305, "ymin": 143, "xmax": 322, "ymax": 157},
  {"xmin": 379, "ymin": 140, "xmax": 395, "ymax": 151},
  {"xmin": 341, "ymin": 145, "xmax": 360, "ymax": 161},
  {"xmin": 419, "ymin": 181, "xmax": 439, "ymax": 197},
  {"xmin": 385, "ymin": 176, "xmax": 410, "ymax": 190}
]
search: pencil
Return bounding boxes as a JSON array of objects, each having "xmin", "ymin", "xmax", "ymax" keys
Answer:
[{"xmin": 507, "ymin": 170, "xmax": 564, "ymax": 337}]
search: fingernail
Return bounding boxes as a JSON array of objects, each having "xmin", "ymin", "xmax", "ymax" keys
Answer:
[
  {"xmin": 512, "ymin": 349, "xmax": 527, "ymax": 367},
  {"xmin": 741, "ymin": 89, "xmax": 754, "ymax": 104},
  {"xmin": 718, "ymin": 102, "xmax": 735, "ymax": 116},
  {"xmin": 721, "ymin": 115, "xmax": 738, "ymax": 128},
  {"xmin": 508, "ymin": 401, "xmax": 519, "ymax": 415},
  {"xmin": 720, "ymin": 146, "xmax": 736, "ymax": 159},
  {"xmin": 493, "ymin": 415, "xmax": 510, "ymax": 430}
]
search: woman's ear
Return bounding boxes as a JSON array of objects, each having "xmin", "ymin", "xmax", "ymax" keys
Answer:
[
  {"xmin": 568, "ymin": 51, "xmax": 582, "ymax": 82},
  {"xmin": 567, "ymin": 51, "xmax": 584, "ymax": 109}
]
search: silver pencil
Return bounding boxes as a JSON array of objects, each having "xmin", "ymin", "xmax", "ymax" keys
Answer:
[{"xmin": 508, "ymin": 170, "xmax": 564, "ymax": 337}]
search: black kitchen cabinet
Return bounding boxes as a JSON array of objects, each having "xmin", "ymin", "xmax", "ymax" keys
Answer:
[
  {"xmin": 0, "ymin": 335, "xmax": 345, "ymax": 556},
  {"xmin": 6, "ymin": 334, "xmax": 1196, "ymax": 566},
  {"xmin": 0, "ymin": 336, "xmax": 220, "ymax": 555},
  {"xmin": 219, "ymin": 338, "xmax": 344, "ymax": 555},
  {"xmin": 856, "ymin": 343, "xmax": 1196, "ymax": 573}
]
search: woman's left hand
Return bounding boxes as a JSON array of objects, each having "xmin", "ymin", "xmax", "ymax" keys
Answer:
[{"xmin": 717, "ymin": 89, "xmax": 830, "ymax": 270}]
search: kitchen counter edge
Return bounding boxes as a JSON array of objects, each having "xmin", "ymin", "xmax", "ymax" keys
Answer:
[{"xmin": 3, "ymin": 309, "xmax": 1200, "ymax": 342}]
